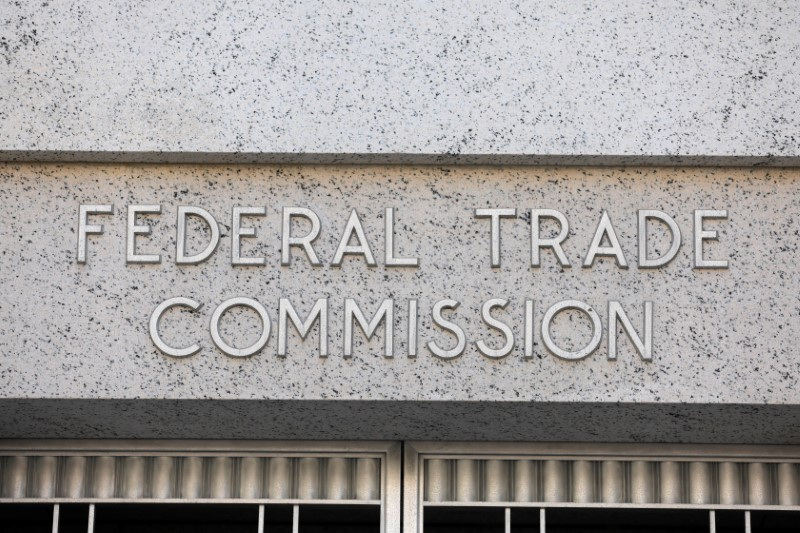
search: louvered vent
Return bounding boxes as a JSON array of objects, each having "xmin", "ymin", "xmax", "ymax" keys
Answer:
[
  {"xmin": 0, "ymin": 455, "xmax": 381, "ymax": 502},
  {"xmin": 424, "ymin": 459, "xmax": 800, "ymax": 506}
]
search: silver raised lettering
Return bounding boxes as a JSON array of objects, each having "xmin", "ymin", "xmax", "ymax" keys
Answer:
[
  {"xmin": 127, "ymin": 205, "xmax": 162, "ymax": 264},
  {"xmin": 232, "ymin": 206, "xmax": 266, "ymax": 266},
  {"xmin": 281, "ymin": 207, "xmax": 322, "ymax": 266},
  {"xmin": 531, "ymin": 208, "xmax": 571, "ymax": 267},
  {"xmin": 476, "ymin": 298, "xmax": 515, "ymax": 358},
  {"xmin": 344, "ymin": 299, "xmax": 393, "ymax": 357},
  {"xmin": 278, "ymin": 298, "xmax": 328, "ymax": 357},
  {"xmin": 210, "ymin": 297, "xmax": 271, "ymax": 358},
  {"xmin": 583, "ymin": 210, "xmax": 628, "ymax": 268},
  {"xmin": 475, "ymin": 208, "xmax": 517, "ymax": 267},
  {"xmin": 427, "ymin": 299, "xmax": 466, "ymax": 359},
  {"xmin": 694, "ymin": 209, "xmax": 729, "ymax": 268},
  {"xmin": 176, "ymin": 206, "xmax": 220, "ymax": 264},
  {"xmin": 541, "ymin": 300, "xmax": 602, "ymax": 360},
  {"xmin": 332, "ymin": 209, "xmax": 377, "ymax": 267},
  {"xmin": 77, "ymin": 204, "xmax": 113, "ymax": 264},
  {"xmin": 149, "ymin": 297, "xmax": 202, "ymax": 357}
]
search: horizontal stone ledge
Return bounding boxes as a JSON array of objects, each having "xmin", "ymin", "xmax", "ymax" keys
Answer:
[
  {"xmin": 1, "ymin": 400, "xmax": 798, "ymax": 444},
  {"xmin": 2, "ymin": 151, "xmax": 800, "ymax": 167}
]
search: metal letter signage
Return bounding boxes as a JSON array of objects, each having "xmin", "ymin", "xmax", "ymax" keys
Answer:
[{"xmin": 74, "ymin": 202, "xmax": 730, "ymax": 361}]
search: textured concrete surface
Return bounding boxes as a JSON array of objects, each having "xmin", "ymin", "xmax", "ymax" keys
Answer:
[
  {"xmin": 1, "ymin": 2, "xmax": 798, "ymax": 163},
  {"xmin": 1, "ymin": 164, "xmax": 799, "ymax": 414},
  {"xmin": 3, "ymin": 400, "xmax": 800, "ymax": 443}
]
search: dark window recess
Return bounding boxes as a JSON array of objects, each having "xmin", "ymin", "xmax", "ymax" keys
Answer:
[
  {"xmin": 0, "ymin": 503, "xmax": 381, "ymax": 533},
  {"xmin": 298, "ymin": 504, "xmax": 380, "ymax": 533},
  {"xmin": 715, "ymin": 510, "xmax": 748, "ymax": 533},
  {"xmin": 0, "ymin": 503, "xmax": 57, "ymax": 533},
  {"xmin": 1, "ymin": 503, "xmax": 798, "ymax": 532},
  {"xmin": 543, "ymin": 508, "xmax": 710, "ymax": 533},
  {"xmin": 750, "ymin": 511, "xmax": 800, "ymax": 532},
  {"xmin": 424, "ymin": 506, "xmax": 506, "ymax": 533},
  {"xmin": 423, "ymin": 507, "xmax": 800, "ymax": 533},
  {"xmin": 92, "ymin": 504, "xmax": 269, "ymax": 533},
  {"xmin": 57, "ymin": 505, "xmax": 95, "ymax": 533}
]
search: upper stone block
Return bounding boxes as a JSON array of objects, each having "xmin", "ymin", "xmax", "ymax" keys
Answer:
[{"xmin": 1, "ymin": 1, "xmax": 798, "ymax": 163}]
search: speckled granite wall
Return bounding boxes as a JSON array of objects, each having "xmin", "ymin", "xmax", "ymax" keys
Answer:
[
  {"xmin": 0, "ymin": 164, "xmax": 798, "ymax": 441},
  {"xmin": 1, "ymin": 2, "xmax": 798, "ymax": 164}
]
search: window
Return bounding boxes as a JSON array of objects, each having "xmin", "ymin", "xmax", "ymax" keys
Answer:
[{"xmin": 3, "ymin": 441, "xmax": 800, "ymax": 532}]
